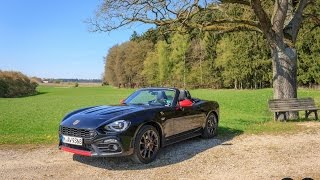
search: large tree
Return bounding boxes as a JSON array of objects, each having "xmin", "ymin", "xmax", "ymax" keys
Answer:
[{"xmin": 91, "ymin": 0, "xmax": 320, "ymax": 117}]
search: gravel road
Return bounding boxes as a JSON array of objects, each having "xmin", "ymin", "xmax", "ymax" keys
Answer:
[{"xmin": 1, "ymin": 122, "xmax": 320, "ymax": 180}]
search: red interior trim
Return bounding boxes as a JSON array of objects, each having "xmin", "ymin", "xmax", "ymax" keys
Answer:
[{"xmin": 61, "ymin": 146, "xmax": 92, "ymax": 156}]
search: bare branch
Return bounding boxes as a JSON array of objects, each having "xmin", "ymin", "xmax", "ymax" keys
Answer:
[
  {"xmin": 90, "ymin": 0, "xmax": 264, "ymax": 34},
  {"xmin": 91, "ymin": 0, "xmax": 302, "ymax": 43}
]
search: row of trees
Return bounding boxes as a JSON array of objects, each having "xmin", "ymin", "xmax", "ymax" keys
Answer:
[{"xmin": 103, "ymin": 24, "xmax": 319, "ymax": 89}]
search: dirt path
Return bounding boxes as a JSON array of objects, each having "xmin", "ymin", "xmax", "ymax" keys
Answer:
[{"xmin": 1, "ymin": 123, "xmax": 320, "ymax": 180}]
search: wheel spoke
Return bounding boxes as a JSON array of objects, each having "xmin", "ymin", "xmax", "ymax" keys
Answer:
[
  {"xmin": 148, "ymin": 130, "xmax": 152, "ymax": 139},
  {"xmin": 208, "ymin": 121, "xmax": 212, "ymax": 127},
  {"xmin": 206, "ymin": 115, "xmax": 217, "ymax": 135},
  {"xmin": 140, "ymin": 149, "xmax": 147, "ymax": 158},
  {"xmin": 140, "ymin": 136, "xmax": 146, "ymax": 144},
  {"xmin": 147, "ymin": 149, "xmax": 151, "ymax": 158},
  {"xmin": 143, "ymin": 150, "xmax": 147, "ymax": 158},
  {"xmin": 145, "ymin": 133, "xmax": 149, "ymax": 141}
]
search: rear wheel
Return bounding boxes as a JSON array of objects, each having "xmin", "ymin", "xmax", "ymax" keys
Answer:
[
  {"xmin": 202, "ymin": 113, "xmax": 218, "ymax": 138},
  {"xmin": 131, "ymin": 125, "xmax": 160, "ymax": 164}
]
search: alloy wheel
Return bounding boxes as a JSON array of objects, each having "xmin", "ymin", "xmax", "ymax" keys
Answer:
[{"xmin": 139, "ymin": 129, "xmax": 159, "ymax": 159}]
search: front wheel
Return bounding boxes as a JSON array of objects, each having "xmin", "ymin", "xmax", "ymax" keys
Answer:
[
  {"xmin": 131, "ymin": 125, "xmax": 160, "ymax": 164},
  {"xmin": 201, "ymin": 113, "xmax": 218, "ymax": 138}
]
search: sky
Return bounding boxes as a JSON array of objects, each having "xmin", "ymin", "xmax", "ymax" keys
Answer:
[{"xmin": 0, "ymin": 0, "xmax": 151, "ymax": 79}]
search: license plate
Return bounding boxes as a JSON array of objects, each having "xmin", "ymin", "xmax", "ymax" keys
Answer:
[{"xmin": 62, "ymin": 135, "xmax": 83, "ymax": 146}]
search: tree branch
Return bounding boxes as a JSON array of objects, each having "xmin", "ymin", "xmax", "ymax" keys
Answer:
[
  {"xmin": 272, "ymin": 0, "xmax": 289, "ymax": 35},
  {"xmin": 204, "ymin": 19, "xmax": 260, "ymax": 28},
  {"xmin": 251, "ymin": 0, "xmax": 275, "ymax": 45},
  {"xmin": 201, "ymin": 24, "xmax": 262, "ymax": 33},
  {"xmin": 220, "ymin": 0, "xmax": 250, "ymax": 6},
  {"xmin": 303, "ymin": 13, "xmax": 320, "ymax": 31},
  {"xmin": 284, "ymin": 0, "xmax": 311, "ymax": 44}
]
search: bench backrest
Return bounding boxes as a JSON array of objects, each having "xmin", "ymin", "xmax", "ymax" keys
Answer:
[{"xmin": 268, "ymin": 97, "xmax": 317, "ymax": 111}]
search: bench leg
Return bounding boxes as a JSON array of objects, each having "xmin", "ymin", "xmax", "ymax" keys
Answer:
[
  {"xmin": 274, "ymin": 112, "xmax": 285, "ymax": 121},
  {"xmin": 305, "ymin": 110, "xmax": 308, "ymax": 119},
  {"xmin": 283, "ymin": 112, "xmax": 287, "ymax": 122},
  {"xmin": 275, "ymin": 112, "xmax": 287, "ymax": 122},
  {"xmin": 306, "ymin": 110, "xmax": 318, "ymax": 120}
]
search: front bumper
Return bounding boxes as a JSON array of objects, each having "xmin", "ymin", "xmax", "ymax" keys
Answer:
[{"xmin": 59, "ymin": 134, "xmax": 134, "ymax": 157}]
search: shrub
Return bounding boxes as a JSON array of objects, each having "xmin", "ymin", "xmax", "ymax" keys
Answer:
[
  {"xmin": 0, "ymin": 70, "xmax": 38, "ymax": 98},
  {"xmin": 74, "ymin": 82, "xmax": 79, "ymax": 87}
]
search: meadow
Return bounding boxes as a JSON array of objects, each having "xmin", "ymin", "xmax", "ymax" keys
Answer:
[{"xmin": 0, "ymin": 86, "xmax": 319, "ymax": 144}]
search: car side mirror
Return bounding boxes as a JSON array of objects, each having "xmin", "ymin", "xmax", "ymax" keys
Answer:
[{"xmin": 120, "ymin": 99, "xmax": 125, "ymax": 104}]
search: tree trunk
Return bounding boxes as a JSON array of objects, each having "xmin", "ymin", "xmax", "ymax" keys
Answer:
[
  {"xmin": 254, "ymin": 71, "xmax": 257, "ymax": 89},
  {"xmin": 234, "ymin": 79, "xmax": 238, "ymax": 89},
  {"xmin": 271, "ymin": 45, "xmax": 298, "ymax": 119}
]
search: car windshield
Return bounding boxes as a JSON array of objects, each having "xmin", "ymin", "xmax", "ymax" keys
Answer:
[{"xmin": 125, "ymin": 89, "xmax": 176, "ymax": 107}]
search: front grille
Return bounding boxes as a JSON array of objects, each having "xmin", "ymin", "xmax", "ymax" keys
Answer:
[{"xmin": 60, "ymin": 126, "xmax": 95, "ymax": 139}]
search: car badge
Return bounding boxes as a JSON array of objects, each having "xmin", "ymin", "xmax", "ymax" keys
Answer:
[{"xmin": 73, "ymin": 120, "xmax": 80, "ymax": 125}]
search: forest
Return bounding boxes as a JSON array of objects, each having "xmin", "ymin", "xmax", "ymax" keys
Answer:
[{"xmin": 102, "ymin": 3, "xmax": 320, "ymax": 89}]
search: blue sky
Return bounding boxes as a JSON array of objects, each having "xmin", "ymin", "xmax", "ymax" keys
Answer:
[{"xmin": 0, "ymin": 0, "xmax": 151, "ymax": 79}]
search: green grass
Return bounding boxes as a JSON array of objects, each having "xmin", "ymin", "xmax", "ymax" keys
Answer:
[{"xmin": 0, "ymin": 86, "xmax": 319, "ymax": 144}]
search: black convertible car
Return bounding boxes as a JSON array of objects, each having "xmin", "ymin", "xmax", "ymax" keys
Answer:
[{"xmin": 59, "ymin": 88, "xmax": 219, "ymax": 163}]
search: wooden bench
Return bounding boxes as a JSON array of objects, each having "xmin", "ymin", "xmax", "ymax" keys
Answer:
[{"xmin": 268, "ymin": 98, "xmax": 319, "ymax": 121}]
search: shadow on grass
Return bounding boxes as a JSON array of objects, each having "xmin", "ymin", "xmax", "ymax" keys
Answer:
[
  {"xmin": 3, "ymin": 91, "xmax": 49, "ymax": 98},
  {"xmin": 73, "ymin": 126, "xmax": 243, "ymax": 170},
  {"xmin": 33, "ymin": 91, "xmax": 49, "ymax": 96}
]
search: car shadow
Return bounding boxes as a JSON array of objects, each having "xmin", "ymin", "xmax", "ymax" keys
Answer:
[{"xmin": 73, "ymin": 127, "xmax": 243, "ymax": 170}]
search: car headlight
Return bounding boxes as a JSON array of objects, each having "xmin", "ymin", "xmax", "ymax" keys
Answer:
[{"xmin": 104, "ymin": 120, "xmax": 131, "ymax": 132}]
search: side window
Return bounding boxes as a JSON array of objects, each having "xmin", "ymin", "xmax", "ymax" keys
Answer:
[{"xmin": 163, "ymin": 90, "xmax": 175, "ymax": 106}]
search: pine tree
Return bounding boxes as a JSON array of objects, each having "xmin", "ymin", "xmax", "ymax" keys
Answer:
[{"xmin": 157, "ymin": 40, "xmax": 171, "ymax": 86}]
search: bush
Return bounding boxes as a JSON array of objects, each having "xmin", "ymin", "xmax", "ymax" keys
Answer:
[{"xmin": 0, "ymin": 70, "xmax": 38, "ymax": 98}]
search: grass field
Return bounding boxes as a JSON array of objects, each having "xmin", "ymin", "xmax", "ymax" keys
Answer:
[{"xmin": 0, "ymin": 86, "xmax": 319, "ymax": 144}]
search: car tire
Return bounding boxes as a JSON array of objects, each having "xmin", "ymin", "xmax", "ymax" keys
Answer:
[
  {"xmin": 131, "ymin": 125, "xmax": 160, "ymax": 164},
  {"xmin": 201, "ymin": 113, "xmax": 218, "ymax": 138}
]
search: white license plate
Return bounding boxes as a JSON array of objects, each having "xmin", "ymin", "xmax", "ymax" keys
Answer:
[{"xmin": 62, "ymin": 135, "xmax": 83, "ymax": 146}]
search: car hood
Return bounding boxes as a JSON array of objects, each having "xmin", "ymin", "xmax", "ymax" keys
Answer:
[{"xmin": 60, "ymin": 105, "xmax": 145, "ymax": 129}]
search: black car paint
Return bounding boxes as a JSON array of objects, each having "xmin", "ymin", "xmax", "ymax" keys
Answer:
[{"xmin": 59, "ymin": 88, "xmax": 219, "ymax": 157}]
